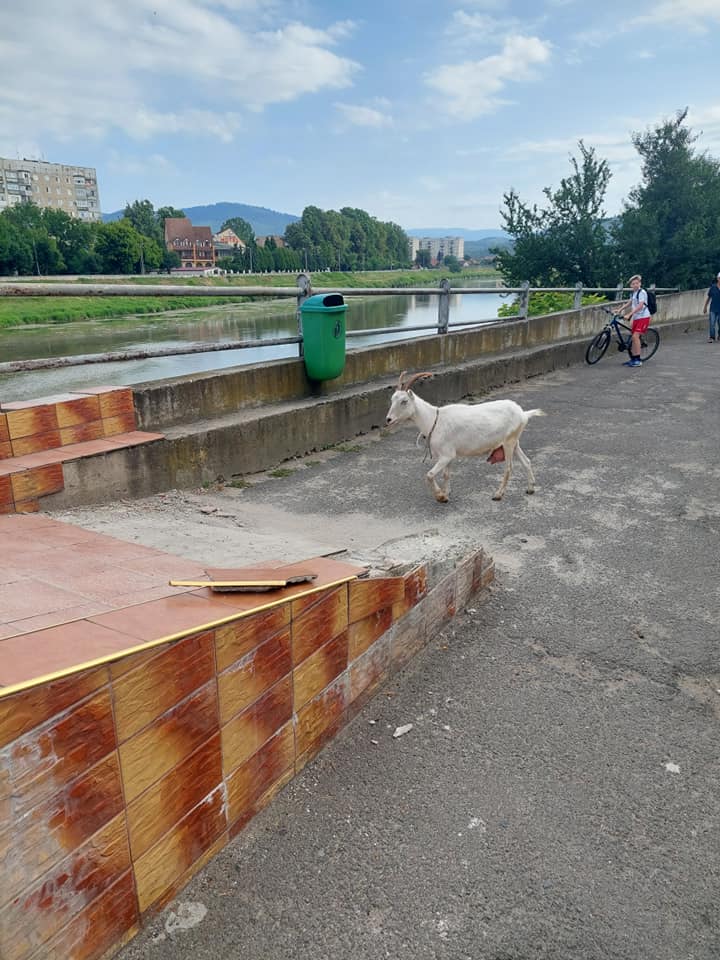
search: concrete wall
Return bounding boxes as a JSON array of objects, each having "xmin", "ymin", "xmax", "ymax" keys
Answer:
[
  {"xmin": 132, "ymin": 290, "xmax": 706, "ymax": 431},
  {"xmin": 44, "ymin": 290, "xmax": 707, "ymax": 509}
]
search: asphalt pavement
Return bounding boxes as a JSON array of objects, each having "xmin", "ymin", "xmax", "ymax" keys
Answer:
[{"xmin": 114, "ymin": 331, "xmax": 719, "ymax": 960}]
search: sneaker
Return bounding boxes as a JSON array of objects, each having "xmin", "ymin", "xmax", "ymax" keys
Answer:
[{"xmin": 623, "ymin": 359, "xmax": 642, "ymax": 367}]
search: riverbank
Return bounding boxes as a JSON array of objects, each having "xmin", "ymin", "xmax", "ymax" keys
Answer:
[{"xmin": 0, "ymin": 267, "xmax": 499, "ymax": 327}]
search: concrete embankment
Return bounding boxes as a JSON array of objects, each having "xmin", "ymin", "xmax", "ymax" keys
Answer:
[{"xmin": 43, "ymin": 291, "xmax": 705, "ymax": 510}]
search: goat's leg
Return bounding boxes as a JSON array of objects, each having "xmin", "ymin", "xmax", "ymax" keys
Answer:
[
  {"xmin": 441, "ymin": 466, "xmax": 450, "ymax": 498},
  {"xmin": 426, "ymin": 456, "xmax": 453, "ymax": 503},
  {"xmin": 514, "ymin": 442, "xmax": 536, "ymax": 494},
  {"xmin": 492, "ymin": 440, "xmax": 516, "ymax": 500}
]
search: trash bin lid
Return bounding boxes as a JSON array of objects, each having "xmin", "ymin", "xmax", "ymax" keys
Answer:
[{"xmin": 301, "ymin": 293, "xmax": 346, "ymax": 311}]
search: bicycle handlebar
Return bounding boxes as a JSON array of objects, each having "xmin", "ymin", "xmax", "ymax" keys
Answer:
[{"xmin": 602, "ymin": 306, "xmax": 623, "ymax": 318}]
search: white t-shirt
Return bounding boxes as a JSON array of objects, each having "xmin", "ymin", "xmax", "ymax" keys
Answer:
[{"xmin": 632, "ymin": 289, "xmax": 650, "ymax": 320}]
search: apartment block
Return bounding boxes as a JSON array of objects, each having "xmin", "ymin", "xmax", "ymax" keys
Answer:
[
  {"xmin": 0, "ymin": 157, "xmax": 101, "ymax": 221},
  {"xmin": 409, "ymin": 236, "xmax": 465, "ymax": 264}
]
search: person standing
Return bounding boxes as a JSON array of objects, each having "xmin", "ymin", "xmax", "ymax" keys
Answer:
[
  {"xmin": 702, "ymin": 273, "xmax": 720, "ymax": 342},
  {"xmin": 618, "ymin": 275, "xmax": 651, "ymax": 367}
]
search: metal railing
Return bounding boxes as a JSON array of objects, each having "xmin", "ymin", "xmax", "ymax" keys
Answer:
[{"xmin": 0, "ymin": 275, "xmax": 678, "ymax": 373}]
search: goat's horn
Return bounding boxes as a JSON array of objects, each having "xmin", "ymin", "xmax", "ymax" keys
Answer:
[
  {"xmin": 397, "ymin": 370, "xmax": 408, "ymax": 390},
  {"xmin": 403, "ymin": 371, "xmax": 433, "ymax": 392}
]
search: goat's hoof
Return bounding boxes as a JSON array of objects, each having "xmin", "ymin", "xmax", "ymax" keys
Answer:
[
  {"xmin": 435, "ymin": 493, "xmax": 449, "ymax": 503},
  {"xmin": 526, "ymin": 488, "xmax": 535, "ymax": 495},
  {"xmin": 491, "ymin": 493, "xmax": 503, "ymax": 501}
]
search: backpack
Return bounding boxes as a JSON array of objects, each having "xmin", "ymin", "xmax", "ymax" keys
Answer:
[{"xmin": 645, "ymin": 288, "xmax": 657, "ymax": 315}]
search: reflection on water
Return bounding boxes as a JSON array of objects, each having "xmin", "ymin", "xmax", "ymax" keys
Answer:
[{"xmin": 0, "ymin": 285, "xmax": 510, "ymax": 401}]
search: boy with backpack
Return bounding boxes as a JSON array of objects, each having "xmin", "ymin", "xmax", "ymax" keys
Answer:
[{"xmin": 618, "ymin": 275, "xmax": 653, "ymax": 367}]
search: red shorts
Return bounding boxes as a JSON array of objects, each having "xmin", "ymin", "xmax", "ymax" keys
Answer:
[{"xmin": 632, "ymin": 316, "xmax": 650, "ymax": 334}]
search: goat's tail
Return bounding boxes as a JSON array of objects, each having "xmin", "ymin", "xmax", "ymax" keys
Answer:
[{"xmin": 523, "ymin": 408, "xmax": 546, "ymax": 423}]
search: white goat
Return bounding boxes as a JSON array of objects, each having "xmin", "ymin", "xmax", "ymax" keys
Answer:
[{"xmin": 385, "ymin": 371, "xmax": 545, "ymax": 502}]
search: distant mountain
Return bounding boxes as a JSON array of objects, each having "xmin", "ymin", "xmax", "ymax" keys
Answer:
[
  {"xmin": 103, "ymin": 201, "xmax": 300, "ymax": 236},
  {"xmin": 407, "ymin": 227, "xmax": 510, "ymax": 241},
  {"xmin": 464, "ymin": 237, "xmax": 513, "ymax": 258}
]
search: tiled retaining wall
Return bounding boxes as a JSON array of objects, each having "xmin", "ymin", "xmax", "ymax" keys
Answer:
[
  {"xmin": 0, "ymin": 388, "xmax": 162, "ymax": 514},
  {"xmin": 0, "ymin": 550, "xmax": 494, "ymax": 960}
]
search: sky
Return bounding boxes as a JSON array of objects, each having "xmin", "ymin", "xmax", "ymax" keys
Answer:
[{"xmin": 2, "ymin": 0, "xmax": 720, "ymax": 230}]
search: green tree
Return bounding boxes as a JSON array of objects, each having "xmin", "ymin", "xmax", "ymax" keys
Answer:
[
  {"xmin": 42, "ymin": 208, "xmax": 98, "ymax": 273},
  {"xmin": 0, "ymin": 215, "xmax": 33, "ymax": 275},
  {"xmin": 415, "ymin": 248, "xmax": 432, "ymax": 268},
  {"xmin": 156, "ymin": 206, "xmax": 186, "ymax": 235},
  {"xmin": 614, "ymin": 108, "xmax": 720, "ymax": 288},
  {"xmin": 495, "ymin": 141, "xmax": 613, "ymax": 287},
  {"xmin": 123, "ymin": 199, "xmax": 158, "ymax": 240},
  {"xmin": 95, "ymin": 219, "xmax": 143, "ymax": 273},
  {"xmin": 220, "ymin": 217, "xmax": 254, "ymax": 244},
  {"xmin": 443, "ymin": 254, "xmax": 462, "ymax": 273}
]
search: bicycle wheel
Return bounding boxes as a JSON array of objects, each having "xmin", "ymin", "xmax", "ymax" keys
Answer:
[
  {"xmin": 585, "ymin": 330, "xmax": 611, "ymax": 364},
  {"xmin": 637, "ymin": 327, "xmax": 660, "ymax": 362}
]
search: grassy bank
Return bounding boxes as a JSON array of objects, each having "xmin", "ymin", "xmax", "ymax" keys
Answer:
[
  {"xmin": 0, "ymin": 295, "xmax": 253, "ymax": 328},
  {"xmin": 0, "ymin": 267, "xmax": 499, "ymax": 327}
]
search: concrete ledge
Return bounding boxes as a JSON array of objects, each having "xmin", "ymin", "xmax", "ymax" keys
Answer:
[{"xmin": 43, "ymin": 310, "xmax": 706, "ymax": 510}]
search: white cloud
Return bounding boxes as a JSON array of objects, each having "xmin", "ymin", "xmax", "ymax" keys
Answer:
[
  {"xmin": 424, "ymin": 35, "xmax": 551, "ymax": 119},
  {"xmin": 634, "ymin": 0, "xmax": 720, "ymax": 27},
  {"xmin": 0, "ymin": 0, "xmax": 360, "ymax": 146},
  {"xmin": 334, "ymin": 100, "xmax": 393, "ymax": 129}
]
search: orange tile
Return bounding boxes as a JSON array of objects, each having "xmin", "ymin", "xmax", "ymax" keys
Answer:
[
  {"xmin": 88, "ymin": 592, "xmax": 232, "ymax": 643},
  {"xmin": 389, "ymin": 603, "xmax": 427, "ymax": 671},
  {"xmin": 112, "ymin": 630, "xmax": 216, "ymax": 743},
  {"xmin": 0, "ymin": 752, "xmax": 124, "ymax": 904},
  {"xmin": 0, "ymin": 688, "xmax": 116, "ymax": 821},
  {"xmin": 0, "ymin": 667, "xmax": 109, "ymax": 749},
  {"xmin": 13, "ymin": 498, "xmax": 40, "ymax": 513},
  {"xmin": 221, "ymin": 675, "xmax": 292, "ymax": 775},
  {"xmin": 10, "ymin": 463, "xmax": 64, "ymax": 502},
  {"xmin": 53, "ymin": 437, "xmax": 119, "ymax": 460},
  {"xmin": 4, "ymin": 404, "xmax": 59, "ymax": 441},
  {"xmin": 0, "ymin": 813, "xmax": 130, "ymax": 959},
  {"xmin": 0, "ymin": 620, "xmax": 138, "ymax": 687},
  {"xmin": 54, "ymin": 394, "xmax": 102, "ymax": 429},
  {"xmin": 291, "ymin": 586, "xmax": 348, "ymax": 666},
  {"xmin": 349, "ymin": 634, "xmax": 391, "ymax": 708},
  {"xmin": 11, "ymin": 430, "xmax": 62, "ymax": 456},
  {"xmin": 28, "ymin": 870, "xmax": 138, "ymax": 960},
  {"xmin": 293, "ymin": 631, "xmax": 348, "ymax": 711},
  {"xmin": 1, "ymin": 393, "xmax": 76, "ymax": 410},
  {"xmin": 70, "ymin": 386, "xmax": 135, "ymax": 417},
  {"xmin": 0, "ymin": 440, "xmax": 12, "ymax": 460},
  {"xmin": 295, "ymin": 677, "xmax": 348, "ymax": 769},
  {"xmin": 218, "ymin": 628, "xmax": 291, "ymax": 723},
  {"xmin": 126, "ymin": 733, "xmax": 222, "ymax": 861},
  {"xmin": 349, "ymin": 577, "xmax": 406, "ymax": 624},
  {"xmin": 225, "ymin": 721, "xmax": 294, "ymax": 827},
  {"xmin": 59, "ymin": 421, "xmax": 105, "ymax": 446},
  {"xmin": 100, "ymin": 430, "xmax": 165, "ymax": 447},
  {"xmin": 0, "ymin": 413, "xmax": 8, "ymax": 443},
  {"xmin": 0, "ymin": 475, "xmax": 12, "ymax": 505},
  {"xmin": 108, "ymin": 644, "xmax": 165, "ymax": 680},
  {"xmin": 102, "ymin": 412, "xmax": 137, "ymax": 436},
  {"xmin": 133, "ymin": 783, "xmax": 226, "ymax": 914},
  {"xmin": 348, "ymin": 606, "xmax": 393, "ymax": 661},
  {"xmin": 0, "ymin": 500, "xmax": 16, "ymax": 514},
  {"xmin": 392, "ymin": 566, "xmax": 428, "ymax": 620},
  {"xmin": 215, "ymin": 604, "xmax": 290, "ymax": 673},
  {"xmin": 5, "ymin": 602, "xmax": 113, "ymax": 637},
  {"xmin": 118, "ymin": 681, "xmax": 219, "ymax": 803}
]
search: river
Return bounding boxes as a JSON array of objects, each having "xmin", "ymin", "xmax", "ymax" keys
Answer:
[{"xmin": 0, "ymin": 283, "xmax": 510, "ymax": 402}]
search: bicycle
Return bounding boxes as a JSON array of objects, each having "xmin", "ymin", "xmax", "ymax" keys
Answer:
[{"xmin": 585, "ymin": 306, "xmax": 661, "ymax": 365}]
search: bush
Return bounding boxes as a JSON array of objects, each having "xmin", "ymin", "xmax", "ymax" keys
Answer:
[{"xmin": 498, "ymin": 291, "xmax": 607, "ymax": 318}]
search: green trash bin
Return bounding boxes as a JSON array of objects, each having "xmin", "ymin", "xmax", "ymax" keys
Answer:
[{"xmin": 301, "ymin": 293, "xmax": 347, "ymax": 380}]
